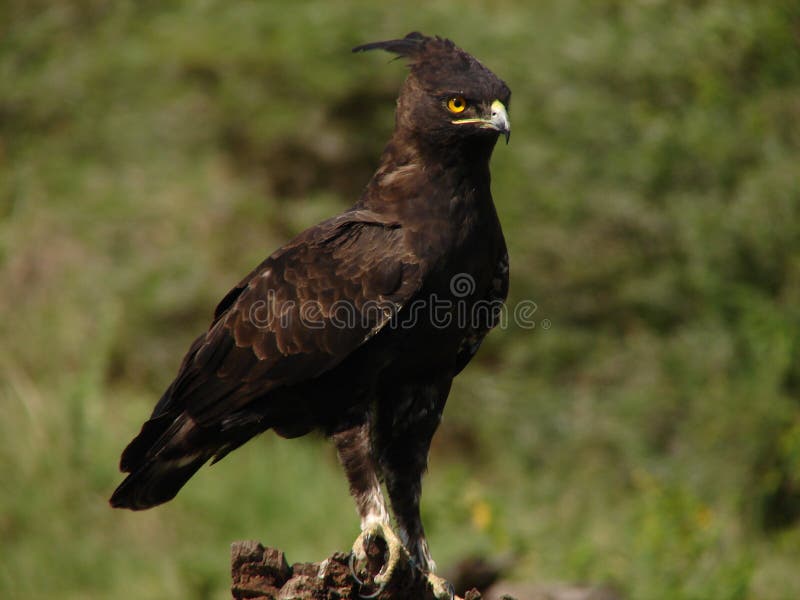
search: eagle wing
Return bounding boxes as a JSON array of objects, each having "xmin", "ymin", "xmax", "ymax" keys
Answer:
[
  {"xmin": 111, "ymin": 209, "xmax": 422, "ymax": 509},
  {"xmin": 159, "ymin": 209, "xmax": 418, "ymax": 423}
]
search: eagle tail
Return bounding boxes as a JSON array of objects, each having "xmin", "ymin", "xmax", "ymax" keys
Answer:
[
  {"xmin": 109, "ymin": 413, "xmax": 213, "ymax": 510},
  {"xmin": 109, "ymin": 453, "xmax": 208, "ymax": 510}
]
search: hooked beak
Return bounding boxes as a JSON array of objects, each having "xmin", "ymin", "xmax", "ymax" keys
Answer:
[
  {"xmin": 488, "ymin": 100, "xmax": 511, "ymax": 144},
  {"xmin": 452, "ymin": 99, "xmax": 511, "ymax": 144}
]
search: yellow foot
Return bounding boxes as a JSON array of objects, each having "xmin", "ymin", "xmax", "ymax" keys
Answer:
[
  {"xmin": 349, "ymin": 521, "xmax": 408, "ymax": 598},
  {"xmin": 426, "ymin": 571, "xmax": 455, "ymax": 600}
]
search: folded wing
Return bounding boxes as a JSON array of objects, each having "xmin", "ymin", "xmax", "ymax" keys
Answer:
[{"xmin": 110, "ymin": 210, "xmax": 422, "ymax": 509}]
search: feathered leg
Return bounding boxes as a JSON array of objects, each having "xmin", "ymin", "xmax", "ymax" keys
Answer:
[
  {"xmin": 376, "ymin": 379, "xmax": 454, "ymax": 600},
  {"xmin": 333, "ymin": 421, "xmax": 406, "ymax": 596}
]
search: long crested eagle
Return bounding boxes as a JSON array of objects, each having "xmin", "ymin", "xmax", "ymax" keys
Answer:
[{"xmin": 111, "ymin": 32, "xmax": 511, "ymax": 598}]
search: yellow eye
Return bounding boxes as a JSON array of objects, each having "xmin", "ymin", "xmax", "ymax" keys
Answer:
[{"xmin": 446, "ymin": 96, "xmax": 467, "ymax": 114}]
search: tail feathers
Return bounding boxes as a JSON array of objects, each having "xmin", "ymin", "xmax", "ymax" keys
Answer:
[
  {"xmin": 111, "ymin": 406, "xmax": 272, "ymax": 510},
  {"xmin": 111, "ymin": 412, "xmax": 212, "ymax": 510},
  {"xmin": 119, "ymin": 413, "xmax": 175, "ymax": 473},
  {"xmin": 110, "ymin": 453, "xmax": 208, "ymax": 510}
]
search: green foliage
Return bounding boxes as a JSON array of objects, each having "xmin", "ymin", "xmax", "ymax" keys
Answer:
[{"xmin": 1, "ymin": 1, "xmax": 799, "ymax": 598}]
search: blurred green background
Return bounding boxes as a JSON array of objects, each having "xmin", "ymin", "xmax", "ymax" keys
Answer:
[{"xmin": 2, "ymin": 1, "xmax": 799, "ymax": 598}]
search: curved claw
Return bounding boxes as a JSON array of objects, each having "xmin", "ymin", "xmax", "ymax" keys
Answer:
[
  {"xmin": 348, "ymin": 550, "xmax": 386, "ymax": 599},
  {"xmin": 349, "ymin": 523, "xmax": 407, "ymax": 597},
  {"xmin": 348, "ymin": 552, "xmax": 367, "ymax": 587},
  {"xmin": 427, "ymin": 572, "xmax": 455, "ymax": 600}
]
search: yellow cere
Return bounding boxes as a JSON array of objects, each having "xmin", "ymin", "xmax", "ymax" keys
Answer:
[{"xmin": 447, "ymin": 96, "xmax": 467, "ymax": 113}]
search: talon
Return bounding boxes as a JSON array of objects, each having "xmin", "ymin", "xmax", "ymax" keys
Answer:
[
  {"xmin": 427, "ymin": 572, "xmax": 455, "ymax": 600},
  {"xmin": 349, "ymin": 522, "xmax": 408, "ymax": 595},
  {"xmin": 348, "ymin": 552, "xmax": 367, "ymax": 587},
  {"xmin": 350, "ymin": 550, "xmax": 386, "ymax": 598},
  {"xmin": 444, "ymin": 581, "xmax": 455, "ymax": 600}
]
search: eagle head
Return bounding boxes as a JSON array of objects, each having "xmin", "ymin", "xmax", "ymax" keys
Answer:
[{"xmin": 354, "ymin": 32, "xmax": 511, "ymax": 149}]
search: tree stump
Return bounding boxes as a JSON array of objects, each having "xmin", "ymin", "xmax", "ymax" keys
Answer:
[{"xmin": 230, "ymin": 540, "xmax": 491, "ymax": 600}]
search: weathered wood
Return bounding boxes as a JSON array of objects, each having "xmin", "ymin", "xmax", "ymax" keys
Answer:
[{"xmin": 230, "ymin": 540, "xmax": 491, "ymax": 600}]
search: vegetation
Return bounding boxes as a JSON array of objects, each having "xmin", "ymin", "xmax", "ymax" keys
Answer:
[{"xmin": 1, "ymin": 1, "xmax": 799, "ymax": 598}]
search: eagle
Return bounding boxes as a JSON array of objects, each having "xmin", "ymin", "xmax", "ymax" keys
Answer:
[{"xmin": 111, "ymin": 32, "xmax": 510, "ymax": 599}]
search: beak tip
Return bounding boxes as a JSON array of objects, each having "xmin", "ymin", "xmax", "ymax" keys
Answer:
[{"xmin": 489, "ymin": 99, "xmax": 511, "ymax": 145}]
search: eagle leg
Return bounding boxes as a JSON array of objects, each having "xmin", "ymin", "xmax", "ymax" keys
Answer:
[
  {"xmin": 375, "ymin": 379, "xmax": 455, "ymax": 599},
  {"xmin": 332, "ymin": 423, "xmax": 407, "ymax": 595},
  {"xmin": 376, "ymin": 381, "xmax": 448, "ymax": 569}
]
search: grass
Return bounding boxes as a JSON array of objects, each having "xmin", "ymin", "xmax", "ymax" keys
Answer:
[{"xmin": 1, "ymin": 1, "xmax": 800, "ymax": 598}]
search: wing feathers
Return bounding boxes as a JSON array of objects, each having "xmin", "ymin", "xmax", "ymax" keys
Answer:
[{"xmin": 112, "ymin": 210, "xmax": 423, "ymax": 509}]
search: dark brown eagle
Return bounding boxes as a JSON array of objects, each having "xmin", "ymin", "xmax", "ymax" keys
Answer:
[{"xmin": 111, "ymin": 32, "xmax": 510, "ymax": 598}]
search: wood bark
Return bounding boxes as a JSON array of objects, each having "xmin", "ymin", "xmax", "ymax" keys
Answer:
[{"xmin": 230, "ymin": 540, "xmax": 491, "ymax": 600}]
